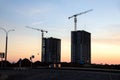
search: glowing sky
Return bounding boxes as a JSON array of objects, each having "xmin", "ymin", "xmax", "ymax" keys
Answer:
[{"xmin": 0, "ymin": 0, "xmax": 120, "ymax": 64}]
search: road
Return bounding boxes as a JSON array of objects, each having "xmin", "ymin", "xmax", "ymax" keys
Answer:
[{"xmin": 0, "ymin": 68, "xmax": 120, "ymax": 80}]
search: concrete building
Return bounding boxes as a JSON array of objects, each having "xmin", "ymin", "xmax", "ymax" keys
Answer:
[
  {"xmin": 42, "ymin": 37, "xmax": 61, "ymax": 63},
  {"xmin": 71, "ymin": 30, "xmax": 91, "ymax": 64}
]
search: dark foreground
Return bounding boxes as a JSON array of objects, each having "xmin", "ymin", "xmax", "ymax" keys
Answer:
[{"xmin": 0, "ymin": 68, "xmax": 120, "ymax": 80}]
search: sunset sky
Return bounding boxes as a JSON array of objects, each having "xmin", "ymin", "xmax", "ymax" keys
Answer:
[{"xmin": 0, "ymin": 0, "xmax": 120, "ymax": 64}]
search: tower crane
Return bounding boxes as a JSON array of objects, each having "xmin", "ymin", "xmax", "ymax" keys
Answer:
[
  {"xmin": 26, "ymin": 26, "xmax": 48, "ymax": 62},
  {"xmin": 26, "ymin": 26, "xmax": 48, "ymax": 38},
  {"xmin": 68, "ymin": 9, "xmax": 93, "ymax": 31}
]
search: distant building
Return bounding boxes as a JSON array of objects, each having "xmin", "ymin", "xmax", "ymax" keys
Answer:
[
  {"xmin": 42, "ymin": 37, "xmax": 61, "ymax": 63},
  {"xmin": 71, "ymin": 30, "xmax": 91, "ymax": 64}
]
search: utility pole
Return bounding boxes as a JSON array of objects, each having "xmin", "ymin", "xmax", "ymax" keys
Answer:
[
  {"xmin": 68, "ymin": 9, "xmax": 93, "ymax": 31},
  {"xmin": 26, "ymin": 26, "xmax": 48, "ymax": 62}
]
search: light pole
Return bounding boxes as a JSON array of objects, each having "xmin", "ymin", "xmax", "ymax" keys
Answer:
[{"xmin": 0, "ymin": 27, "xmax": 15, "ymax": 67}]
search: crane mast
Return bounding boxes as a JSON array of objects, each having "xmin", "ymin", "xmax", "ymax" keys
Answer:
[
  {"xmin": 68, "ymin": 9, "xmax": 93, "ymax": 31},
  {"xmin": 26, "ymin": 26, "xmax": 48, "ymax": 62}
]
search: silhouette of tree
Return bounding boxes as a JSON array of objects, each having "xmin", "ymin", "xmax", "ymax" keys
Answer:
[{"xmin": 21, "ymin": 58, "xmax": 31, "ymax": 67}]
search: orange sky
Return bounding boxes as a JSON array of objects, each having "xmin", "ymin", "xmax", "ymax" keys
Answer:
[{"xmin": 1, "ymin": 36, "xmax": 119, "ymax": 65}]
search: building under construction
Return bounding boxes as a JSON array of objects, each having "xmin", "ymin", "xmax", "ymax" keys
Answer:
[
  {"xmin": 42, "ymin": 37, "xmax": 61, "ymax": 63},
  {"xmin": 71, "ymin": 30, "xmax": 91, "ymax": 64}
]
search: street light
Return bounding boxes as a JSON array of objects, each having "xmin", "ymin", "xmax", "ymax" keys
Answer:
[{"xmin": 0, "ymin": 27, "xmax": 15, "ymax": 66}]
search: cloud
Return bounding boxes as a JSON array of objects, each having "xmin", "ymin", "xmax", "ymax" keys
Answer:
[
  {"xmin": 31, "ymin": 21, "xmax": 43, "ymax": 26},
  {"xmin": 92, "ymin": 37, "xmax": 120, "ymax": 45},
  {"xmin": 15, "ymin": 5, "xmax": 54, "ymax": 17},
  {"xmin": 92, "ymin": 24, "xmax": 120, "ymax": 45}
]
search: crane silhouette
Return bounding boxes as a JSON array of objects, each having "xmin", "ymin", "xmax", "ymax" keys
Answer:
[
  {"xmin": 26, "ymin": 26, "xmax": 48, "ymax": 62},
  {"xmin": 68, "ymin": 9, "xmax": 93, "ymax": 31}
]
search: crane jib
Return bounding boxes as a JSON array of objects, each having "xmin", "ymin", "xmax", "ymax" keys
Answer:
[{"xmin": 68, "ymin": 9, "xmax": 93, "ymax": 31}]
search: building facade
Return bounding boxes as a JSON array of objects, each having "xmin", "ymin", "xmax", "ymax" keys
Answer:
[
  {"xmin": 71, "ymin": 30, "xmax": 91, "ymax": 64},
  {"xmin": 42, "ymin": 37, "xmax": 61, "ymax": 63}
]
